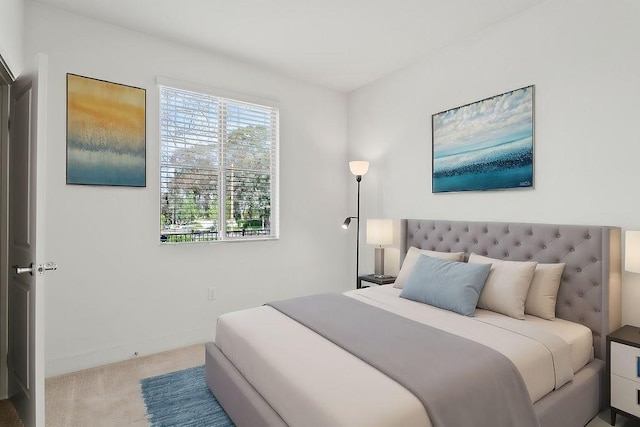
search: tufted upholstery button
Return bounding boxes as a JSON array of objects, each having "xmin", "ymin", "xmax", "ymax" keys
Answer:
[
  {"xmin": 482, "ymin": 252, "xmax": 488, "ymax": 256},
  {"xmin": 504, "ymin": 253, "xmax": 509, "ymax": 258},
  {"xmin": 516, "ymin": 242, "xmax": 521, "ymax": 246},
  {"xmin": 474, "ymin": 240, "xmax": 478, "ymax": 244},
  {"xmin": 592, "ymin": 258, "xmax": 597, "ymax": 263},
  {"xmin": 595, "ymin": 308, "xmax": 600, "ymax": 313},
  {"xmin": 579, "ymin": 317, "xmax": 585, "ymax": 322},
  {"xmin": 578, "ymin": 292, "xmax": 583, "ymax": 297},
  {"xmin": 563, "ymin": 278, "xmax": 569, "ymax": 282},
  {"xmin": 448, "ymin": 227, "xmax": 451, "ymax": 231},
  {"xmin": 455, "ymin": 238, "xmax": 460, "ymax": 243},
  {"xmin": 594, "ymin": 282, "xmax": 599, "ymax": 287},
  {"xmin": 439, "ymin": 237, "xmax": 443, "ymax": 241},
  {"xmin": 565, "ymin": 302, "xmax": 570, "ymax": 307},
  {"xmin": 577, "ymin": 268, "xmax": 582, "ymax": 273},
  {"xmin": 465, "ymin": 227, "xmax": 469, "ymax": 232},
  {"xmin": 556, "ymin": 234, "xmax": 561, "ymax": 238},
  {"xmin": 484, "ymin": 229, "xmax": 488, "ymax": 234},
  {"xmin": 556, "ymin": 259, "xmax": 561, "ymax": 263},
  {"xmin": 528, "ymin": 255, "xmax": 533, "ymax": 260},
  {"xmin": 570, "ymin": 247, "xmax": 575, "ymax": 252},
  {"xmin": 430, "ymin": 247, "xmax": 436, "ymax": 251},
  {"xmin": 494, "ymin": 241, "xmax": 498, "ymax": 245},
  {"xmin": 542, "ymin": 245, "xmax": 547, "ymax": 249}
]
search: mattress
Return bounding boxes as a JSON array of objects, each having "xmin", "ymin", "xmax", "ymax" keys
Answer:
[{"xmin": 215, "ymin": 285, "xmax": 594, "ymax": 427}]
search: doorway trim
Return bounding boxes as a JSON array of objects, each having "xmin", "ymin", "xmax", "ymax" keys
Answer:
[{"xmin": 0, "ymin": 53, "xmax": 14, "ymax": 399}]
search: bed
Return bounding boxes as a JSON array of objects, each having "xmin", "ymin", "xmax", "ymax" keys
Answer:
[{"xmin": 205, "ymin": 219, "xmax": 622, "ymax": 427}]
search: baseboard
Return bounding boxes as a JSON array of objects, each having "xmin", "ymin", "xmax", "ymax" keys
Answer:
[{"xmin": 45, "ymin": 327, "xmax": 212, "ymax": 377}]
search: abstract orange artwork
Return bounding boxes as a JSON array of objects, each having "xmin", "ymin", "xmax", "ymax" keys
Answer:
[{"xmin": 67, "ymin": 73, "xmax": 146, "ymax": 186}]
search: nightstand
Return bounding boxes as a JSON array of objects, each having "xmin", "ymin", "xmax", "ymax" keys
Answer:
[
  {"xmin": 608, "ymin": 325, "xmax": 640, "ymax": 425},
  {"xmin": 357, "ymin": 274, "xmax": 396, "ymax": 289}
]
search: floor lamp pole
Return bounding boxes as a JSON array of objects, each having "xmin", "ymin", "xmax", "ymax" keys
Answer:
[{"xmin": 355, "ymin": 175, "xmax": 361, "ymax": 287}]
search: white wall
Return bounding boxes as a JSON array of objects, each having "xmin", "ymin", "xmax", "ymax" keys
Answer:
[
  {"xmin": 25, "ymin": 2, "xmax": 351, "ymax": 376},
  {"xmin": 349, "ymin": 0, "xmax": 640, "ymax": 326},
  {"xmin": 0, "ymin": 0, "xmax": 24, "ymax": 77}
]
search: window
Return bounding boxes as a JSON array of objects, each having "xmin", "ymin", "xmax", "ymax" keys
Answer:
[{"xmin": 160, "ymin": 85, "xmax": 278, "ymax": 243}]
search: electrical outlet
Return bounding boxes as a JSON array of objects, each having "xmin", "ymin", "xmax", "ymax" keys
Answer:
[{"xmin": 208, "ymin": 287, "xmax": 217, "ymax": 300}]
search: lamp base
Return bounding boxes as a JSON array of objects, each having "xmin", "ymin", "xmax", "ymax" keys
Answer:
[{"xmin": 374, "ymin": 247, "xmax": 385, "ymax": 277}]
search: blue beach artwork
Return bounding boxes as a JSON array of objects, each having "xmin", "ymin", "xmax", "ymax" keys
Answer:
[{"xmin": 432, "ymin": 86, "xmax": 534, "ymax": 193}]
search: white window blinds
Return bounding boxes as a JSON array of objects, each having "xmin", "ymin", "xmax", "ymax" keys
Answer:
[{"xmin": 160, "ymin": 85, "xmax": 278, "ymax": 243}]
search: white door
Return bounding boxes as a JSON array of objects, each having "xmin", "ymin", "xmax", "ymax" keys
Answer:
[{"xmin": 8, "ymin": 54, "xmax": 49, "ymax": 427}]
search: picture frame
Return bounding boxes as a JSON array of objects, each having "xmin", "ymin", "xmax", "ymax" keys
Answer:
[
  {"xmin": 66, "ymin": 73, "xmax": 146, "ymax": 187},
  {"xmin": 431, "ymin": 85, "xmax": 534, "ymax": 193}
]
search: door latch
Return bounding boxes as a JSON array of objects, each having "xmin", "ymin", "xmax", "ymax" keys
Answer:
[{"xmin": 37, "ymin": 262, "xmax": 58, "ymax": 275}]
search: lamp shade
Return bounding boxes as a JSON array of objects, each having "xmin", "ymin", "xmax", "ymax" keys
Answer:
[
  {"xmin": 366, "ymin": 219, "xmax": 393, "ymax": 245},
  {"xmin": 349, "ymin": 161, "xmax": 369, "ymax": 176},
  {"xmin": 341, "ymin": 217, "xmax": 352, "ymax": 229},
  {"xmin": 626, "ymin": 231, "xmax": 640, "ymax": 273}
]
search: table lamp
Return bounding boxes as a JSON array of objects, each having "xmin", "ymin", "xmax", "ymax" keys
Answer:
[{"xmin": 366, "ymin": 219, "xmax": 393, "ymax": 278}]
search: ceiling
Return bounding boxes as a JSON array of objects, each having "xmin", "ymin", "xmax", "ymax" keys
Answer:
[{"xmin": 34, "ymin": 0, "xmax": 545, "ymax": 92}]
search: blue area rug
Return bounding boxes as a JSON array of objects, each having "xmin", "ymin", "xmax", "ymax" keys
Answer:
[{"xmin": 141, "ymin": 365, "xmax": 235, "ymax": 427}]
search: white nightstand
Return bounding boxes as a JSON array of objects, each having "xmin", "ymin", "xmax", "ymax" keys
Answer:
[{"xmin": 608, "ymin": 325, "xmax": 640, "ymax": 425}]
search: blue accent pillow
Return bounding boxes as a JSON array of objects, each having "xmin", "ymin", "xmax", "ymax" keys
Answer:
[{"xmin": 400, "ymin": 255, "xmax": 491, "ymax": 317}]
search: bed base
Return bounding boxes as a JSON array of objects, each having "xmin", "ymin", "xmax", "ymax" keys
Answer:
[
  {"xmin": 205, "ymin": 341, "xmax": 605, "ymax": 427},
  {"xmin": 205, "ymin": 342, "xmax": 287, "ymax": 427}
]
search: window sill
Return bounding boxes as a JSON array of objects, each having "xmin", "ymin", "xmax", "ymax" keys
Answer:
[{"xmin": 159, "ymin": 235, "xmax": 279, "ymax": 245}]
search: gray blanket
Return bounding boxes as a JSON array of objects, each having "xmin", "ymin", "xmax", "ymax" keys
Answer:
[{"xmin": 268, "ymin": 293, "xmax": 540, "ymax": 427}]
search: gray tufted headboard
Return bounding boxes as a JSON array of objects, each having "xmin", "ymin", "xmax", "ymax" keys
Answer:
[{"xmin": 400, "ymin": 219, "xmax": 621, "ymax": 360}]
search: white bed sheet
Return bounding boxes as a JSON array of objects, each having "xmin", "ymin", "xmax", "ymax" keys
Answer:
[
  {"xmin": 215, "ymin": 285, "xmax": 593, "ymax": 427},
  {"xmin": 349, "ymin": 285, "xmax": 594, "ymax": 374}
]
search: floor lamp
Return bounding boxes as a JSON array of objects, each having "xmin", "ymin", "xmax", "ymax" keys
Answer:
[{"xmin": 342, "ymin": 160, "xmax": 369, "ymax": 287}]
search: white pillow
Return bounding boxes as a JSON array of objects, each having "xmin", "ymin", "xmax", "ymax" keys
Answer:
[
  {"xmin": 393, "ymin": 247, "xmax": 465, "ymax": 289},
  {"xmin": 468, "ymin": 253, "xmax": 537, "ymax": 320},
  {"xmin": 525, "ymin": 263, "xmax": 565, "ymax": 320}
]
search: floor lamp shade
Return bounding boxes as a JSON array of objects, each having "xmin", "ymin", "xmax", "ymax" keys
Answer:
[
  {"xmin": 349, "ymin": 161, "xmax": 369, "ymax": 176},
  {"xmin": 626, "ymin": 231, "xmax": 640, "ymax": 273},
  {"xmin": 367, "ymin": 219, "xmax": 393, "ymax": 277}
]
